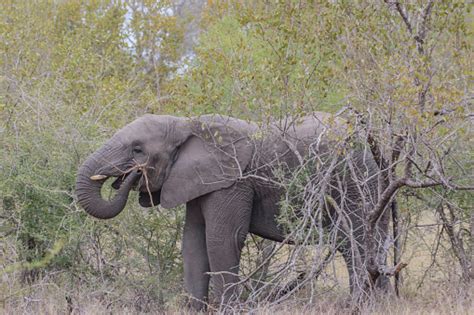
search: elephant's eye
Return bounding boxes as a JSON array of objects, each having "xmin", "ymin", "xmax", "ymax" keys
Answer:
[{"xmin": 132, "ymin": 146, "xmax": 143, "ymax": 154}]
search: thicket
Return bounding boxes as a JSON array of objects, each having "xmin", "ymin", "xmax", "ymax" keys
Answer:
[{"xmin": 1, "ymin": 0, "xmax": 472, "ymax": 313}]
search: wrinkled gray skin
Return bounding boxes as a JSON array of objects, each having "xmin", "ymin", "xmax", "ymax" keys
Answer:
[{"xmin": 76, "ymin": 113, "xmax": 389, "ymax": 310}]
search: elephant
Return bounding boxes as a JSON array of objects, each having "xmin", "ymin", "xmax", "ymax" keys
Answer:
[{"xmin": 75, "ymin": 112, "xmax": 390, "ymax": 310}]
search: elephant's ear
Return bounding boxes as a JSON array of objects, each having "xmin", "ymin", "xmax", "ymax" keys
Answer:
[{"xmin": 160, "ymin": 116, "xmax": 256, "ymax": 209}]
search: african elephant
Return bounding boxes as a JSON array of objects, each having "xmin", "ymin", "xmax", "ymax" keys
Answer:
[{"xmin": 75, "ymin": 113, "xmax": 390, "ymax": 310}]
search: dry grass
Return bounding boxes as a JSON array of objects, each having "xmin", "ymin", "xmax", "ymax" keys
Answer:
[
  {"xmin": 1, "ymin": 211, "xmax": 472, "ymax": 314},
  {"xmin": 1, "ymin": 277, "xmax": 472, "ymax": 315},
  {"xmin": 254, "ymin": 285, "xmax": 473, "ymax": 315},
  {"xmin": 2, "ymin": 260, "xmax": 472, "ymax": 315}
]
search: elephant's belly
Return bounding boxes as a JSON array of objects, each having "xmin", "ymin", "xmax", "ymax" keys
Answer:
[{"xmin": 249, "ymin": 191, "xmax": 286, "ymax": 242}]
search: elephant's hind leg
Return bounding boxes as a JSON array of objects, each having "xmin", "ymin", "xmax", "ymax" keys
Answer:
[
  {"xmin": 183, "ymin": 199, "xmax": 210, "ymax": 311},
  {"xmin": 200, "ymin": 182, "xmax": 254, "ymax": 306}
]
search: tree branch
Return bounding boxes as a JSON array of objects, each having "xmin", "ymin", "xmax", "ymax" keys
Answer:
[
  {"xmin": 384, "ymin": 1, "xmax": 414, "ymax": 34},
  {"xmin": 418, "ymin": 0, "xmax": 434, "ymax": 43}
]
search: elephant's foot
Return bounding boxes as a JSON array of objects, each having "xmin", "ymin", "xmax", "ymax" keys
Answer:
[{"xmin": 186, "ymin": 296, "xmax": 209, "ymax": 313}]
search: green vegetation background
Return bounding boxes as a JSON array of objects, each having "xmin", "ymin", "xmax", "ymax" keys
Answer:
[{"xmin": 1, "ymin": 1, "xmax": 470, "ymax": 312}]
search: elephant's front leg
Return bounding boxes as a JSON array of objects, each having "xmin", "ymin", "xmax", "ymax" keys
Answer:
[
  {"xmin": 183, "ymin": 200, "xmax": 210, "ymax": 311},
  {"xmin": 200, "ymin": 184, "xmax": 254, "ymax": 306}
]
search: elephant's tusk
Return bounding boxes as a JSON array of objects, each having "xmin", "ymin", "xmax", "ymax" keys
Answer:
[{"xmin": 90, "ymin": 174, "xmax": 108, "ymax": 181}]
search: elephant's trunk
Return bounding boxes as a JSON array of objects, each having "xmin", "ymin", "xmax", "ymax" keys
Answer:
[{"xmin": 75, "ymin": 147, "xmax": 140, "ymax": 219}]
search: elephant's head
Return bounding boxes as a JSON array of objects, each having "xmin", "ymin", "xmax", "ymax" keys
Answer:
[{"xmin": 75, "ymin": 114, "xmax": 256, "ymax": 219}]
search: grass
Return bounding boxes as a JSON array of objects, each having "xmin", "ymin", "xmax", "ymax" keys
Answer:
[
  {"xmin": 1, "ymin": 211, "xmax": 472, "ymax": 314},
  {"xmin": 2, "ymin": 275, "xmax": 472, "ymax": 314}
]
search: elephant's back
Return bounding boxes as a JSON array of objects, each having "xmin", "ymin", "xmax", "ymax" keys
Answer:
[
  {"xmin": 266, "ymin": 112, "xmax": 347, "ymax": 158},
  {"xmin": 287, "ymin": 112, "xmax": 347, "ymax": 142},
  {"xmin": 195, "ymin": 114, "xmax": 259, "ymax": 136}
]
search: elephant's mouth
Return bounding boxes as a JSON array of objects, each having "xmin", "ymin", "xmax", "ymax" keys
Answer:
[
  {"xmin": 111, "ymin": 173, "xmax": 132, "ymax": 190},
  {"xmin": 138, "ymin": 189, "xmax": 161, "ymax": 207},
  {"xmin": 90, "ymin": 169, "xmax": 161, "ymax": 208}
]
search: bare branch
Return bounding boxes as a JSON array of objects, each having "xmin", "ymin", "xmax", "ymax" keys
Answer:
[
  {"xmin": 418, "ymin": 0, "xmax": 435, "ymax": 43},
  {"xmin": 385, "ymin": 1, "xmax": 414, "ymax": 34}
]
